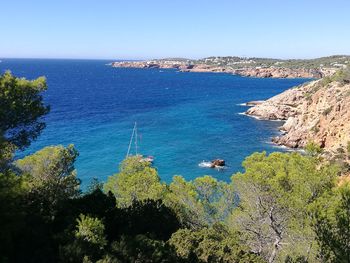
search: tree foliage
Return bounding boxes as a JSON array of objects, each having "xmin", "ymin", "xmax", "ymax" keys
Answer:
[
  {"xmin": 0, "ymin": 71, "xmax": 49, "ymax": 150},
  {"xmin": 312, "ymin": 184, "xmax": 350, "ymax": 262},
  {"xmin": 320, "ymin": 66, "xmax": 350, "ymax": 86},
  {"xmin": 230, "ymin": 152, "xmax": 338, "ymax": 263},
  {"xmin": 165, "ymin": 175, "xmax": 236, "ymax": 228},
  {"xmin": 305, "ymin": 141, "xmax": 323, "ymax": 157},
  {"xmin": 104, "ymin": 156, "xmax": 166, "ymax": 207},
  {"xmin": 16, "ymin": 144, "xmax": 81, "ymax": 219},
  {"xmin": 170, "ymin": 223, "xmax": 264, "ymax": 263},
  {"xmin": 75, "ymin": 214, "xmax": 107, "ymax": 248}
]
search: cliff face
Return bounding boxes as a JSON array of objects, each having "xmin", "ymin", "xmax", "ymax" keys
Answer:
[
  {"xmin": 182, "ymin": 65, "xmax": 324, "ymax": 78},
  {"xmin": 246, "ymin": 77, "xmax": 350, "ymax": 154}
]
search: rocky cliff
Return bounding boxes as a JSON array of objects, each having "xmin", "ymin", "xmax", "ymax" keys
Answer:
[
  {"xmin": 246, "ymin": 69, "xmax": 350, "ymax": 155},
  {"xmin": 111, "ymin": 61, "xmax": 326, "ymax": 78}
]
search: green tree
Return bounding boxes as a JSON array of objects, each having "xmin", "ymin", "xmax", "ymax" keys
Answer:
[
  {"xmin": 230, "ymin": 152, "xmax": 338, "ymax": 263},
  {"xmin": 169, "ymin": 223, "xmax": 264, "ymax": 263},
  {"xmin": 0, "ymin": 71, "xmax": 49, "ymax": 151},
  {"xmin": 16, "ymin": 144, "xmax": 80, "ymax": 219},
  {"xmin": 0, "ymin": 138, "xmax": 16, "ymax": 172},
  {"xmin": 165, "ymin": 175, "xmax": 235, "ymax": 228},
  {"xmin": 60, "ymin": 214, "xmax": 107, "ymax": 263},
  {"xmin": 305, "ymin": 141, "xmax": 323, "ymax": 157},
  {"xmin": 104, "ymin": 156, "xmax": 166, "ymax": 207},
  {"xmin": 0, "ymin": 72, "xmax": 49, "ymax": 261},
  {"xmin": 193, "ymin": 176, "xmax": 235, "ymax": 224},
  {"xmin": 165, "ymin": 175, "xmax": 207, "ymax": 228},
  {"xmin": 75, "ymin": 214, "xmax": 107, "ymax": 248},
  {"xmin": 312, "ymin": 184, "xmax": 350, "ymax": 262}
]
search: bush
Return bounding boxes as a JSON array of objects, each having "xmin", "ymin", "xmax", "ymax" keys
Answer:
[{"xmin": 320, "ymin": 67, "xmax": 350, "ymax": 86}]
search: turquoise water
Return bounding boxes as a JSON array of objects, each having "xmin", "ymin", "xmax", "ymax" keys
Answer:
[{"xmin": 0, "ymin": 59, "xmax": 309, "ymax": 186}]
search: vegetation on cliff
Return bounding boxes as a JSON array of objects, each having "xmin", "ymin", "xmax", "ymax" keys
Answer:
[
  {"xmin": 1, "ymin": 72, "xmax": 349, "ymax": 263},
  {"xmin": 318, "ymin": 66, "xmax": 350, "ymax": 86},
  {"xmin": 112, "ymin": 55, "xmax": 350, "ymax": 78},
  {"xmin": 195, "ymin": 55, "xmax": 350, "ymax": 69}
]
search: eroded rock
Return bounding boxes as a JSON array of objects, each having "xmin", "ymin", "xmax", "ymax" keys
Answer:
[{"xmin": 246, "ymin": 79, "xmax": 350, "ymax": 155}]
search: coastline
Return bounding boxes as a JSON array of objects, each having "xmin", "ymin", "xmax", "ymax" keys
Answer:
[
  {"xmin": 111, "ymin": 61, "xmax": 324, "ymax": 79},
  {"xmin": 239, "ymin": 108, "xmax": 292, "ymax": 151},
  {"xmin": 243, "ymin": 74, "xmax": 350, "ymax": 155},
  {"xmin": 110, "ymin": 56, "xmax": 349, "ymax": 79}
]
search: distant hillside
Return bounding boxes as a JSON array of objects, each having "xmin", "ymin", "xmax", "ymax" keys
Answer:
[
  {"xmin": 193, "ymin": 55, "xmax": 350, "ymax": 69},
  {"xmin": 112, "ymin": 55, "xmax": 350, "ymax": 78}
]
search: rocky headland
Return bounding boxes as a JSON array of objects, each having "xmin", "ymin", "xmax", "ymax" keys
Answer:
[
  {"xmin": 245, "ymin": 68, "xmax": 350, "ymax": 155},
  {"xmin": 111, "ymin": 56, "xmax": 350, "ymax": 79},
  {"xmin": 111, "ymin": 60, "xmax": 325, "ymax": 78}
]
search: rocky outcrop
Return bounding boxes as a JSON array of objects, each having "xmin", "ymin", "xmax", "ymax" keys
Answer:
[
  {"xmin": 245, "ymin": 101, "xmax": 265, "ymax": 106},
  {"xmin": 110, "ymin": 61, "xmax": 185, "ymax": 69},
  {"xmin": 246, "ymin": 84, "xmax": 307, "ymax": 120},
  {"xmin": 234, "ymin": 67, "xmax": 323, "ymax": 78},
  {"xmin": 211, "ymin": 159, "xmax": 225, "ymax": 167},
  {"xmin": 111, "ymin": 61, "xmax": 333, "ymax": 79},
  {"xmin": 246, "ymin": 78, "xmax": 350, "ymax": 153}
]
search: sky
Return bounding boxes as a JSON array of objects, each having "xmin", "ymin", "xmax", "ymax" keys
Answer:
[{"xmin": 1, "ymin": 0, "xmax": 350, "ymax": 60}]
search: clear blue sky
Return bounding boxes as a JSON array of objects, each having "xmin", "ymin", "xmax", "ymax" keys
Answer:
[{"xmin": 1, "ymin": 0, "xmax": 350, "ymax": 59}]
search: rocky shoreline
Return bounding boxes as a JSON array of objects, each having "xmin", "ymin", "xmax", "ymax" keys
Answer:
[
  {"xmin": 245, "ymin": 76, "xmax": 350, "ymax": 155},
  {"xmin": 110, "ymin": 56, "xmax": 350, "ymax": 79},
  {"xmin": 111, "ymin": 60, "xmax": 329, "ymax": 78}
]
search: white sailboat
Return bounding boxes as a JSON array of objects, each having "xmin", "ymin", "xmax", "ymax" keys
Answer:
[{"xmin": 126, "ymin": 122, "xmax": 154, "ymax": 163}]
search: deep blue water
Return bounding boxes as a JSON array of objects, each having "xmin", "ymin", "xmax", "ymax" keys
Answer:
[{"xmin": 0, "ymin": 59, "xmax": 309, "ymax": 186}]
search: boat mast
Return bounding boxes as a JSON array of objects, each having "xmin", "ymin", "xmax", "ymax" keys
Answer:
[
  {"xmin": 126, "ymin": 122, "xmax": 136, "ymax": 158},
  {"xmin": 135, "ymin": 122, "xmax": 138, "ymax": 155}
]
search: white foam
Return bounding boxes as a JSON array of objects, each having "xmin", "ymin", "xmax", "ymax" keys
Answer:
[
  {"xmin": 239, "ymin": 112, "xmax": 262, "ymax": 120},
  {"xmin": 241, "ymin": 112, "xmax": 285, "ymax": 122},
  {"xmin": 198, "ymin": 161, "xmax": 212, "ymax": 168},
  {"xmin": 264, "ymin": 140, "xmax": 305, "ymax": 153}
]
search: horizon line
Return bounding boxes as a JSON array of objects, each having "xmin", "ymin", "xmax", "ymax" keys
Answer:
[{"xmin": 1, "ymin": 54, "xmax": 350, "ymax": 61}]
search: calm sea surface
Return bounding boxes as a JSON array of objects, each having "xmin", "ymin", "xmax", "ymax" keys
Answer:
[{"xmin": 0, "ymin": 59, "xmax": 309, "ymax": 186}]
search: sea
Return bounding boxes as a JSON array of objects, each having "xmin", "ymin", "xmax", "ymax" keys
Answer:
[{"xmin": 0, "ymin": 59, "xmax": 309, "ymax": 187}]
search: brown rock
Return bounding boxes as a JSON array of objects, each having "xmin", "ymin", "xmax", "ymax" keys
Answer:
[{"xmin": 211, "ymin": 159, "xmax": 225, "ymax": 167}]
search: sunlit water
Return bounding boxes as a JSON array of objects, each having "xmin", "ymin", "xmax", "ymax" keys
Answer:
[{"xmin": 0, "ymin": 59, "xmax": 309, "ymax": 186}]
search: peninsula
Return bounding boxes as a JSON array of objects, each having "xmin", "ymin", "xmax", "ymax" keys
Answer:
[{"xmin": 111, "ymin": 55, "xmax": 350, "ymax": 78}]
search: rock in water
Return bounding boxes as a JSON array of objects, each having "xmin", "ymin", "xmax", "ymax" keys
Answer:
[{"xmin": 211, "ymin": 159, "xmax": 225, "ymax": 167}]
